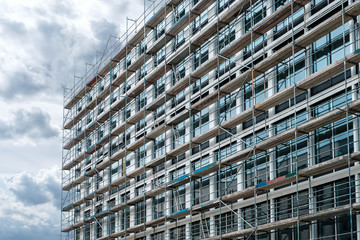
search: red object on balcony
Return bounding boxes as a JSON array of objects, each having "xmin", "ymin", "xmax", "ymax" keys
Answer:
[{"xmin": 87, "ymin": 76, "xmax": 98, "ymax": 87}]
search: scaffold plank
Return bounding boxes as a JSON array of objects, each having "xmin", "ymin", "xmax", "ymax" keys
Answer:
[
  {"xmin": 127, "ymin": 195, "xmax": 147, "ymax": 206},
  {"xmin": 146, "ymin": 216, "xmax": 166, "ymax": 227},
  {"xmin": 96, "ymin": 157, "xmax": 116, "ymax": 171},
  {"xmin": 166, "ymin": 73, "xmax": 198, "ymax": 96},
  {"xmin": 146, "ymin": 4, "xmax": 172, "ymax": 28},
  {"xmin": 146, "ymin": 185, "xmax": 166, "ymax": 197},
  {"xmin": 128, "ymin": 53, "xmax": 152, "ymax": 72},
  {"xmin": 167, "ymin": 108, "xmax": 191, "ymax": 125},
  {"xmin": 147, "ymin": 34, "xmax": 174, "ymax": 55},
  {"xmin": 192, "ymin": 0, "xmax": 216, "ymax": 15},
  {"xmin": 192, "ymin": 126, "xmax": 224, "ymax": 144},
  {"xmin": 127, "ymin": 109, "xmax": 151, "ymax": 124},
  {"xmin": 110, "ymin": 203, "xmax": 128, "ymax": 212},
  {"xmin": 221, "ymin": 186, "xmax": 256, "ymax": 202}
]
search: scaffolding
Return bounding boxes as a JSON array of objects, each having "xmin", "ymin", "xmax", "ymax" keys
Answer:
[{"xmin": 61, "ymin": 0, "xmax": 360, "ymax": 239}]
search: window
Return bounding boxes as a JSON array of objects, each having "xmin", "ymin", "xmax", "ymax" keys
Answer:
[
  {"xmin": 84, "ymin": 224, "xmax": 90, "ymax": 240},
  {"xmin": 172, "ymin": 60, "xmax": 186, "ymax": 85},
  {"xmin": 154, "ymin": 75, "xmax": 165, "ymax": 98},
  {"xmin": 192, "ymin": 9, "xmax": 208, "ymax": 34},
  {"xmin": 276, "ymin": 50, "xmax": 306, "ymax": 92},
  {"xmin": 136, "ymin": 145, "xmax": 146, "ymax": 167},
  {"xmin": 135, "ymin": 201, "xmax": 146, "ymax": 225},
  {"xmin": 218, "ymin": 91, "xmax": 236, "ymax": 123},
  {"xmin": 155, "ymin": 46, "xmax": 166, "ymax": 66},
  {"xmin": 192, "ymin": 108, "xmax": 209, "ymax": 137},
  {"xmin": 193, "ymin": 43, "xmax": 209, "ymax": 70},
  {"xmin": 243, "ymin": 34, "xmax": 267, "ymax": 61},
  {"xmin": 136, "ymin": 117, "xmax": 146, "ymax": 133},
  {"xmin": 193, "ymin": 174, "xmax": 210, "ymax": 205},
  {"xmin": 315, "ymin": 177, "xmax": 356, "ymax": 240},
  {"xmin": 97, "ymin": 101, "xmax": 104, "ymax": 115},
  {"xmin": 171, "ymin": 90, "xmax": 186, "ymax": 108},
  {"xmin": 154, "ymin": 103, "xmax": 165, "ymax": 119},
  {"xmin": 192, "ymin": 155, "xmax": 210, "ymax": 171},
  {"xmin": 173, "ymin": 30, "xmax": 185, "ymax": 50},
  {"xmin": 155, "ymin": 20, "xmax": 165, "ymax": 40},
  {"xmin": 244, "ymin": 0, "xmax": 266, "ymax": 32},
  {"xmin": 95, "ymin": 219, "xmax": 102, "ymax": 238},
  {"xmin": 153, "ymin": 193, "xmax": 165, "ymax": 219},
  {"xmin": 138, "ymin": 64, "xmax": 147, "ymax": 81},
  {"xmin": 244, "ymin": 74, "xmax": 268, "ymax": 110},
  {"xmin": 136, "ymin": 90, "xmax": 147, "ymax": 111},
  {"xmin": 151, "ymin": 231, "xmax": 165, "ymax": 240},
  {"xmin": 191, "ymin": 219, "xmax": 210, "ymax": 239},
  {"xmin": 109, "ymin": 213, "xmax": 116, "ymax": 234},
  {"xmin": 275, "ymin": 112, "xmax": 307, "ymax": 177},
  {"xmin": 97, "ymin": 125, "xmax": 104, "ymax": 141},
  {"xmin": 174, "ymin": 1, "xmax": 186, "ymax": 23},
  {"xmin": 97, "ymin": 79, "xmax": 104, "ymax": 93},
  {"xmin": 244, "ymin": 130, "xmax": 269, "ymax": 187},
  {"xmin": 274, "ymin": 8, "xmax": 303, "ymax": 40},
  {"xmin": 276, "ymin": 190, "xmax": 309, "ymax": 220},
  {"xmin": 86, "ymin": 112, "xmax": 93, "ymax": 125},
  {"xmin": 243, "ymin": 202, "xmax": 269, "ymax": 226},
  {"xmin": 172, "ymin": 120, "xmax": 186, "ymax": 149},
  {"xmin": 123, "ymin": 105, "xmax": 131, "ymax": 121},
  {"xmin": 218, "ymin": 23, "xmax": 235, "ymax": 51},
  {"xmin": 171, "ymin": 185, "xmax": 186, "ymax": 213},
  {"xmin": 192, "ymin": 74, "xmax": 209, "ymax": 94},
  {"xmin": 120, "ymin": 208, "xmax": 130, "ymax": 230},
  {"xmin": 170, "ymin": 225, "xmax": 186, "ymax": 240},
  {"xmin": 313, "ymin": 93, "xmax": 353, "ymax": 163},
  {"xmin": 216, "ymin": 56, "xmax": 236, "ymax": 79},
  {"xmin": 214, "ymin": 211, "xmax": 238, "ymax": 235},
  {"xmin": 218, "ymin": 0, "xmax": 235, "ymax": 13},
  {"xmin": 153, "ymin": 133, "xmax": 166, "ymax": 158},
  {"xmin": 123, "ymin": 78, "xmax": 132, "ymax": 94},
  {"xmin": 312, "ymin": 23, "xmax": 350, "ymax": 73},
  {"xmin": 215, "ymin": 144, "xmax": 237, "ymax": 196},
  {"xmin": 75, "ymin": 229, "xmax": 80, "ymax": 240},
  {"xmin": 138, "ymin": 37, "xmax": 147, "ymax": 56},
  {"xmin": 111, "ymin": 115, "xmax": 117, "ymax": 130}
]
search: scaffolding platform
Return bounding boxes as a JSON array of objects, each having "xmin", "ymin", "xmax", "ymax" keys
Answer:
[
  {"xmin": 110, "ymin": 230, "xmax": 126, "ymax": 238},
  {"xmin": 127, "ymin": 194, "xmax": 151, "ymax": 206},
  {"xmin": 146, "ymin": 184, "xmax": 167, "ymax": 197},
  {"xmin": 146, "ymin": 216, "xmax": 166, "ymax": 227},
  {"xmin": 127, "ymin": 223, "xmax": 146, "ymax": 233},
  {"xmin": 168, "ymin": 208, "xmax": 191, "ymax": 220},
  {"xmin": 146, "ymin": 3, "xmax": 172, "ymax": 28},
  {"xmin": 191, "ymin": 162, "xmax": 220, "ymax": 178},
  {"xmin": 192, "ymin": 198, "xmax": 221, "ymax": 212},
  {"xmin": 110, "ymin": 202, "xmax": 128, "ymax": 212},
  {"xmin": 168, "ymin": 174, "xmax": 190, "ymax": 188}
]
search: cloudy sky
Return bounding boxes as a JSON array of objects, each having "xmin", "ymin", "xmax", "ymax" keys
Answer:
[{"xmin": 0, "ymin": 0, "xmax": 144, "ymax": 239}]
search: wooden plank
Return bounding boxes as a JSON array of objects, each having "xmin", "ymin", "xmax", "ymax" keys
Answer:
[
  {"xmin": 147, "ymin": 34, "xmax": 174, "ymax": 55},
  {"xmin": 192, "ymin": 126, "xmax": 223, "ymax": 144},
  {"xmin": 192, "ymin": 0, "xmax": 216, "ymax": 15},
  {"xmin": 146, "ymin": 216, "xmax": 166, "ymax": 227},
  {"xmin": 192, "ymin": 90, "xmax": 228, "ymax": 111},
  {"xmin": 146, "ymin": 4, "xmax": 172, "ymax": 28},
  {"xmin": 166, "ymin": 73, "xmax": 198, "ymax": 96},
  {"xmin": 128, "ymin": 53, "xmax": 151, "ymax": 72}
]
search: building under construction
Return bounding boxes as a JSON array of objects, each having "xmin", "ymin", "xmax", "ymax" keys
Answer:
[{"xmin": 61, "ymin": 0, "xmax": 360, "ymax": 239}]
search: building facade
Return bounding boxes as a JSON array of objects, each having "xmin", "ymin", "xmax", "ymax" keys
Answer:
[{"xmin": 61, "ymin": 0, "xmax": 360, "ymax": 239}]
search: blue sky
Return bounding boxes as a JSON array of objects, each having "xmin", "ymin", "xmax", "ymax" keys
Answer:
[{"xmin": 0, "ymin": 0, "xmax": 143, "ymax": 239}]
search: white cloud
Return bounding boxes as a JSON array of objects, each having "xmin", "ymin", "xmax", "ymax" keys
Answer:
[{"xmin": 0, "ymin": 166, "xmax": 61, "ymax": 240}]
